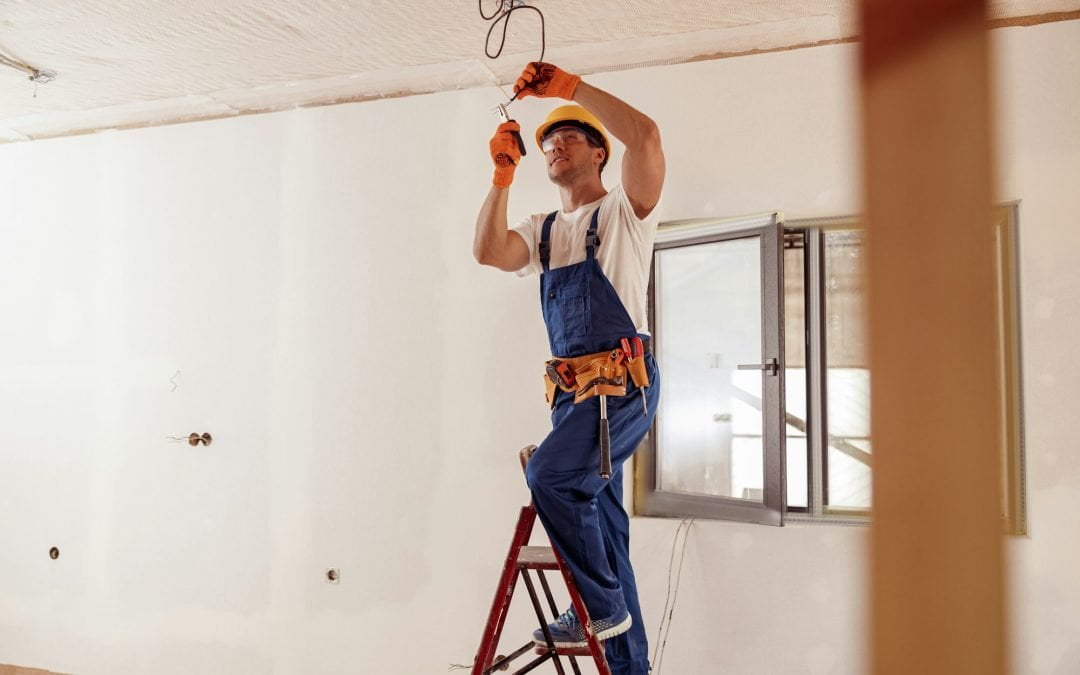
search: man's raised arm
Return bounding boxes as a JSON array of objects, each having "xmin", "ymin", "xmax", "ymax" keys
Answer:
[
  {"xmin": 513, "ymin": 62, "xmax": 665, "ymax": 220},
  {"xmin": 473, "ymin": 121, "xmax": 531, "ymax": 272},
  {"xmin": 572, "ymin": 82, "xmax": 664, "ymax": 220}
]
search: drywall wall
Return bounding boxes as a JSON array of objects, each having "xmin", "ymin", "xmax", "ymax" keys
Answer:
[
  {"xmin": 0, "ymin": 18, "xmax": 1077, "ymax": 675},
  {"xmin": 992, "ymin": 18, "xmax": 1080, "ymax": 675}
]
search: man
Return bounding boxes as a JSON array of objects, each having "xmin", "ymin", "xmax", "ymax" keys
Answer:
[{"xmin": 473, "ymin": 61, "xmax": 664, "ymax": 675}]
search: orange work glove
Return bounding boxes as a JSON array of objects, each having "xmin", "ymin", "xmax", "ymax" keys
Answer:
[
  {"xmin": 490, "ymin": 121, "xmax": 523, "ymax": 188},
  {"xmin": 512, "ymin": 62, "xmax": 581, "ymax": 101}
]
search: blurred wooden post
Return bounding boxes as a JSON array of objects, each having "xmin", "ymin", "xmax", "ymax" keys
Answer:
[{"xmin": 858, "ymin": 2, "xmax": 1008, "ymax": 674}]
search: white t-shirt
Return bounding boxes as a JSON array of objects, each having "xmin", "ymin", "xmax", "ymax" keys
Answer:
[{"xmin": 511, "ymin": 184, "xmax": 660, "ymax": 335}]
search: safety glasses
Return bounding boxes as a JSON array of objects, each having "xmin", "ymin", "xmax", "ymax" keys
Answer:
[{"xmin": 541, "ymin": 128, "xmax": 589, "ymax": 153}]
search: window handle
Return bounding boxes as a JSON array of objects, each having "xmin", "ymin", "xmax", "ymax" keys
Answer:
[{"xmin": 737, "ymin": 358, "xmax": 779, "ymax": 376}]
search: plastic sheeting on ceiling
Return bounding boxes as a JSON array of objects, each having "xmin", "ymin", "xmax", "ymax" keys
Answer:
[{"xmin": 0, "ymin": 0, "xmax": 1076, "ymax": 141}]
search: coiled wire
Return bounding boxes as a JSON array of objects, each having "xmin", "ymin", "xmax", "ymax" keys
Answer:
[{"xmin": 478, "ymin": 0, "xmax": 546, "ymax": 63}]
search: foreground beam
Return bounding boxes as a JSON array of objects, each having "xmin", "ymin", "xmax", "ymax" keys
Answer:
[{"xmin": 859, "ymin": 2, "xmax": 1008, "ymax": 674}]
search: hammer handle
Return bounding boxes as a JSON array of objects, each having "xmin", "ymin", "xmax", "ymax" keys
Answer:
[{"xmin": 599, "ymin": 395, "xmax": 612, "ymax": 479}]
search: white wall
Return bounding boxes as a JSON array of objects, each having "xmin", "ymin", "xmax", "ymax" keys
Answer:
[
  {"xmin": 0, "ymin": 19, "xmax": 1076, "ymax": 675},
  {"xmin": 993, "ymin": 19, "xmax": 1080, "ymax": 675}
]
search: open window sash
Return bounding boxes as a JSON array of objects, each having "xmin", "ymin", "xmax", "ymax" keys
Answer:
[{"xmin": 636, "ymin": 212, "xmax": 787, "ymax": 526}]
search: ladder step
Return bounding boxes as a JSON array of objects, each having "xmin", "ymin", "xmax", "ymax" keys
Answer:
[
  {"xmin": 534, "ymin": 645, "xmax": 594, "ymax": 657},
  {"xmin": 516, "ymin": 546, "xmax": 560, "ymax": 570}
]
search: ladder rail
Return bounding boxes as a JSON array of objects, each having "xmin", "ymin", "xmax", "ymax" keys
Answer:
[
  {"xmin": 557, "ymin": 549, "xmax": 612, "ymax": 675},
  {"xmin": 484, "ymin": 641, "xmax": 540, "ymax": 675},
  {"xmin": 521, "ymin": 570, "xmax": 567, "ymax": 675},
  {"xmin": 472, "ymin": 447, "xmax": 612, "ymax": 675},
  {"xmin": 537, "ymin": 571, "xmax": 582, "ymax": 675},
  {"xmin": 473, "ymin": 505, "xmax": 539, "ymax": 673}
]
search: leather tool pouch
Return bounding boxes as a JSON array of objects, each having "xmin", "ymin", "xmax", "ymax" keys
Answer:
[
  {"xmin": 626, "ymin": 356, "xmax": 650, "ymax": 390},
  {"xmin": 544, "ymin": 374, "xmax": 558, "ymax": 407},
  {"xmin": 543, "ymin": 350, "xmax": 628, "ymax": 409}
]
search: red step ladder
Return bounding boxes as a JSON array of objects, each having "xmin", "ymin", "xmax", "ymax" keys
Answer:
[{"xmin": 471, "ymin": 446, "xmax": 612, "ymax": 675}]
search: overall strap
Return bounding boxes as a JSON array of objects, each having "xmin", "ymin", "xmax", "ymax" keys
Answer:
[
  {"xmin": 585, "ymin": 208, "xmax": 601, "ymax": 261},
  {"xmin": 539, "ymin": 211, "xmax": 557, "ymax": 273}
]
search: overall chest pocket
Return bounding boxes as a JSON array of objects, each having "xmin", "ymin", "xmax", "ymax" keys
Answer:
[{"xmin": 546, "ymin": 282, "xmax": 590, "ymax": 339}]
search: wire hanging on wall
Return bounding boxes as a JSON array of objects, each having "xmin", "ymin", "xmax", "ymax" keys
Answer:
[
  {"xmin": 478, "ymin": 0, "xmax": 546, "ymax": 63},
  {"xmin": 652, "ymin": 517, "xmax": 694, "ymax": 673}
]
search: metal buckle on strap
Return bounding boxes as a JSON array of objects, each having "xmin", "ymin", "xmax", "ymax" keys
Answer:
[
  {"xmin": 538, "ymin": 240, "xmax": 551, "ymax": 262},
  {"xmin": 585, "ymin": 233, "xmax": 601, "ymax": 249}
]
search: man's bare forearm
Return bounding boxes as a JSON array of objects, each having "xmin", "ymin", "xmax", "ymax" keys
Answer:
[
  {"xmin": 572, "ymin": 81, "xmax": 665, "ymax": 218},
  {"xmin": 572, "ymin": 82, "xmax": 660, "ymax": 154},
  {"xmin": 474, "ymin": 186, "xmax": 527, "ymax": 271}
]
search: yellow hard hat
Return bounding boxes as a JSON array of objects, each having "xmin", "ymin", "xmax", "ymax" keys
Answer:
[{"xmin": 535, "ymin": 105, "xmax": 610, "ymax": 165}]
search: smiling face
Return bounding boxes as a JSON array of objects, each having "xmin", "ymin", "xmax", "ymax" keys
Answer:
[{"xmin": 541, "ymin": 125, "xmax": 606, "ymax": 187}]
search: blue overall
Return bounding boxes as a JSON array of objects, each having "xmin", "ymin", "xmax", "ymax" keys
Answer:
[{"xmin": 525, "ymin": 208, "xmax": 661, "ymax": 675}]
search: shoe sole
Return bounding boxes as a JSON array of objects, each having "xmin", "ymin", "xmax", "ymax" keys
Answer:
[{"xmin": 533, "ymin": 614, "xmax": 633, "ymax": 649}]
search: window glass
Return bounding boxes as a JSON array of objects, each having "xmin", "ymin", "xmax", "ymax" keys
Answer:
[
  {"xmin": 784, "ymin": 236, "xmax": 808, "ymax": 508},
  {"xmin": 655, "ymin": 237, "xmax": 764, "ymax": 501},
  {"xmin": 823, "ymin": 230, "xmax": 871, "ymax": 510}
]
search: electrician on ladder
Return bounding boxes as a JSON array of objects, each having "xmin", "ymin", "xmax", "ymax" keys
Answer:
[{"xmin": 473, "ymin": 61, "xmax": 664, "ymax": 675}]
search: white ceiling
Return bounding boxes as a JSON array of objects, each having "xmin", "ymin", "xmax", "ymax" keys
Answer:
[{"xmin": 0, "ymin": 0, "xmax": 1076, "ymax": 142}]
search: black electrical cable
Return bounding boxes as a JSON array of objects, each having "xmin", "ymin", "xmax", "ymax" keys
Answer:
[{"xmin": 478, "ymin": 0, "xmax": 546, "ymax": 64}]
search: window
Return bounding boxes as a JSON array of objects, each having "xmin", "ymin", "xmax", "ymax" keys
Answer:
[
  {"xmin": 635, "ymin": 207, "xmax": 1026, "ymax": 532},
  {"xmin": 787, "ymin": 224, "xmax": 873, "ymax": 521},
  {"xmin": 634, "ymin": 213, "xmax": 786, "ymax": 525}
]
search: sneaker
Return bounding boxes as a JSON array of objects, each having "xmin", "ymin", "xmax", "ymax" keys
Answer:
[{"xmin": 532, "ymin": 606, "xmax": 633, "ymax": 648}]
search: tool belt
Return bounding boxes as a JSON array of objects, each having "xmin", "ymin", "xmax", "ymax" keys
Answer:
[{"xmin": 543, "ymin": 343, "xmax": 651, "ymax": 408}]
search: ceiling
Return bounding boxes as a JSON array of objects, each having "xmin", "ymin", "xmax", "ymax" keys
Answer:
[{"xmin": 0, "ymin": 0, "xmax": 1076, "ymax": 142}]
